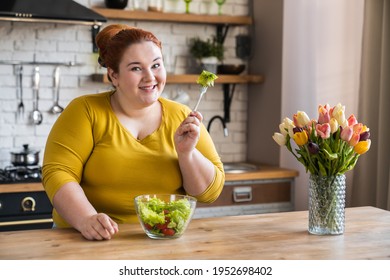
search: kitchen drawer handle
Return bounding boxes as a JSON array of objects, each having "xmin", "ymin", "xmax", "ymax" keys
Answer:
[
  {"xmin": 21, "ymin": 196, "xmax": 36, "ymax": 212},
  {"xmin": 233, "ymin": 186, "xmax": 252, "ymax": 203},
  {"xmin": 0, "ymin": 218, "xmax": 53, "ymax": 227}
]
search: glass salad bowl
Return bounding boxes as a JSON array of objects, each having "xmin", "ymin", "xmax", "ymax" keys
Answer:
[{"xmin": 134, "ymin": 194, "xmax": 197, "ymax": 239}]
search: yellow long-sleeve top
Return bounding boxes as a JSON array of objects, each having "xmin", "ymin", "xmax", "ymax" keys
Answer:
[{"xmin": 42, "ymin": 91, "xmax": 224, "ymax": 228}]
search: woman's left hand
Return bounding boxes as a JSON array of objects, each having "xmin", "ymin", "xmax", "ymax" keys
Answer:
[{"xmin": 174, "ymin": 111, "xmax": 203, "ymax": 155}]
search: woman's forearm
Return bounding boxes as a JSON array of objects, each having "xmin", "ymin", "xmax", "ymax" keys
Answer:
[
  {"xmin": 52, "ymin": 182, "xmax": 97, "ymax": 231},
  {"xmin": 52, "ymin": 182, "xmax": 119, "ymax": 240},
  {"xmin": 178, "ymin": 149, "xmax": 215, "ymax": 196}
]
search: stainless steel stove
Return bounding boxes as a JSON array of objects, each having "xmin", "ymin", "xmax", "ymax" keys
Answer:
[
  {"xmin": 0, "ymin": 165, "xmax": 53, "ymax": 231},
  {"xmin": 0, "ymin": 165, "xmax": 42, "ymax": 184}
]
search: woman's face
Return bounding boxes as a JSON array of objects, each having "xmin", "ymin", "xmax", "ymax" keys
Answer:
[{"xmin": 108, "ymin": 41, "xmax": 166, "ymax": 107}]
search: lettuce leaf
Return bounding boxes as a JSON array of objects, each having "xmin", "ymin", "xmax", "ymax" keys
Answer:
[{"xmin": 196, "ymin": 70, "xmax": 218, "ymax": 87}]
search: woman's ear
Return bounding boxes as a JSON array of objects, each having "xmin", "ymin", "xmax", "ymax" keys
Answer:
[{"xmin": 107, "ymin": 68, "xmax": 119, "ymax": 87}]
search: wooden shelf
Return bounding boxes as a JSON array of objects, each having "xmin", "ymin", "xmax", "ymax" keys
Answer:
[
  {"xmin": 168, "ymin": 74, "xmax": 263, "ymax": 84},
  {"xmin": 91, "ymin": 74, "xmax": 264, "ymax": 84},
  {"xmin": 90, "ymin": 9, "xmax": 263, "ymax": 86},
  {"xmin": 93, "ymin": 8, "xmax": 252, "ymax": 25}
]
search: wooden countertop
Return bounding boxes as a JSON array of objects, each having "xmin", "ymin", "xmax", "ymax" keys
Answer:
[
  {"xmin": 1, "ymin": 206, "xmax": 389, "ymax": 260},
  {"xmin": 0, "ymin": 165, "xmax": 299, "ymax": 193},
  {"xmin": 225, "ymin": 165, "xmax": 298, "ymax": 182}
]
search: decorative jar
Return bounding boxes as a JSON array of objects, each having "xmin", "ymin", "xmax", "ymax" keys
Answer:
[{"xmin": 104, "ymin": 0, "xmax": 128, "ymax": 9}]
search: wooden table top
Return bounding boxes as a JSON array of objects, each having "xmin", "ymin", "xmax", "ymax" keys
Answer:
[{"xmin": 0, "ymin": 206, "xmax": 389, "ymax": 260}]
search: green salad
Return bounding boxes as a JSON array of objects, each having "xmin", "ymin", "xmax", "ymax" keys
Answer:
[
  {"xmin": 137, "ymin": 197, "xmax": 193, "ymax": 237},
  {"xmin": 196, "ymin": 70, "xmax": 218, "ymax": 87}
]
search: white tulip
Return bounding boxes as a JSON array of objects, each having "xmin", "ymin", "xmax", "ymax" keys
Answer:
[{"xmin": 272, "ymin": 132, "xmax": 286, "ymax": 146}]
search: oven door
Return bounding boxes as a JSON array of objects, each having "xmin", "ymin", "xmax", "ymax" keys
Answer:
[{"xmin": 0, "ymin": 191, "xmax": 53, "ymax": 231}]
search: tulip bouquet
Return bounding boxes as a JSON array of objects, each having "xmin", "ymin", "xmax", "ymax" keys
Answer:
[{"xmin": 272, "ymin": 103, "xmax": 371, "ymax": 176}]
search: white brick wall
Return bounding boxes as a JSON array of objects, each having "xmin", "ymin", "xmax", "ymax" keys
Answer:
[{"xmin": 0, "ymin": 0, "xmax": 249, "ymax": 167}]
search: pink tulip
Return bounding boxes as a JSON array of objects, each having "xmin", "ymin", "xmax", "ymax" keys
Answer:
[
  {"xmin": 348, "ymin": 114, "xmax": 358, "ymax": 126},
  {"xmin": 349, "ymin": 132, "xmax": 360, "ymax": 146},
  {"xmin": 353, "ymin": 123, "xmax": 363, "ymax": 134},
  {"xmin": 340, "ymin": 126, "xmax": 353, "ymax": 142},
  {"xmin": 316, "ymin": 123, "xmax": 331, "ymax": 139},
  {"xmin": 318, "ymin": 104, "xmax": 331, "ymax": 124}
]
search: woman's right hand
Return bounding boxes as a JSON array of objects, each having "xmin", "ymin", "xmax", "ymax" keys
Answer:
[
  {"xmin": 52, "ymin": 182, "xmax": 119, "ymax": 241},
  {"xmin": 79, "ymin": 213, "xmax": 119, "ymax": 241}
]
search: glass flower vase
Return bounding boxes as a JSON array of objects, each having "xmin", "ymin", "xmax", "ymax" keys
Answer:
[{"xmin": 308, "ymin": 174, "xmax": 346, "ymax": 235}]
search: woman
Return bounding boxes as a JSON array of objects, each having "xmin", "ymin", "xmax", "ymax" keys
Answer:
[{"xmin": 42, "ymin": 24, "xmax": 225, "ymax": 241}]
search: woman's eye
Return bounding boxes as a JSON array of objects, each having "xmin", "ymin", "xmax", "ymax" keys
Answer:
[
  {"xmin": 131, "ymin": 66, "xmax": 141, "ymax": 71},
  {"xmin": 152, "ymin": 63, "xmax": 160, "ymax": 69}
]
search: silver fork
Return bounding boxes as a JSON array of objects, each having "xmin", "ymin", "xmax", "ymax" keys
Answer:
[
  {"xmin": 17, "ymin": 65, "xmax": 24, "ymax": 121},
  {"xmin": 192, "ymin": 86, "xmax": 207, "ymax": 112}
]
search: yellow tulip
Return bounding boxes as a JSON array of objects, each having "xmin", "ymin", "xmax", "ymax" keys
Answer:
[
  {"xmin": 329, "ymin": 118, "xmax": 339, "ymax": 133},
  {"xmin": 354, "ymin": 139, "xmax": 371, "ymax": 155},
  {"xmin": 293, "ymin": 131, "xmax": 308, "ymax": 146},
  {"xmin": 361, "ymin": 125, "xmax": 369, "ymax": 133}
]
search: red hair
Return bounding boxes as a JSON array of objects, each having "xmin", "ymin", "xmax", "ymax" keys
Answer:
[{"xmin": 96, "ymin": 24, "xmax": 162, "ymax": 75}]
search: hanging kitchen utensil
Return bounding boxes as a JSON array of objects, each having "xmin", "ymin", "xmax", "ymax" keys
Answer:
[
  {"xmin": 50, "ymin": 66, "xmax": 64, "ymax": 114},
  {"xmin": 31, "ymin": 66, "xmax": 43, "ymax": 125},
  {"xmin": 16, "ymin": 65, "xmax": 24, "ymax": 121}
]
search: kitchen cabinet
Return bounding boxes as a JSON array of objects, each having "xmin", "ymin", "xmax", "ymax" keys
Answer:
[
  {"xmin": 195, "ymin": 165, "xmax": 298, "ymax": 218},
  {"xmin": 0, "ymin": 184, "xmax": 53, "ymax": 231}
]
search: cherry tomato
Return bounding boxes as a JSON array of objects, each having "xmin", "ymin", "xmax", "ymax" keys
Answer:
[
  {"xmin": 144, "ymin": 223, "xmax": 153, "ymax": 230},
  {"xmin": 156, "ymin": 223, "xmax": 168, "ymax": 230},
  {"xmin": 161, "ymin": 228, "xmax": 175, "ymax": 236}
]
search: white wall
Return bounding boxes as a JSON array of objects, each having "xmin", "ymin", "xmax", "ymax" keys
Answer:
[
  {"xmin": 281, "ymin": 0, "xmax": 365, "ymax": 210},
  {"xmin": 0, "ymin": 0, "xmax": 250, "ymax": 168}
]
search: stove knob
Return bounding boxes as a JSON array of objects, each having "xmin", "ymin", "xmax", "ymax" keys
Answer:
[{"xmin": 21, "ymin": 197, "xmax": 36, "ymax": 212}]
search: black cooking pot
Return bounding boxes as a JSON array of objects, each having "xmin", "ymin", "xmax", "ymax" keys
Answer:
[{"xmin": 10, "ymin": 144, "xmax": 40, "ymax": 166}]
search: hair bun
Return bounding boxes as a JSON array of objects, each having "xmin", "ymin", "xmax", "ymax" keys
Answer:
[{"xmin": 96, "ymin": 24, "xmax": 133, "ymax": 68}]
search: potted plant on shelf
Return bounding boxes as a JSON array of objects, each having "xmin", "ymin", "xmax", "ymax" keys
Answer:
[{"xmin": 189, "ymin": 36, "xmax": 224, "ymax": 73}]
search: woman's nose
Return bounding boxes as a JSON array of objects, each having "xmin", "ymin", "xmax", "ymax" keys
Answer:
[{"xmin": 142, "ymin": 69, "xmax": 155, "ymax": 81}]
